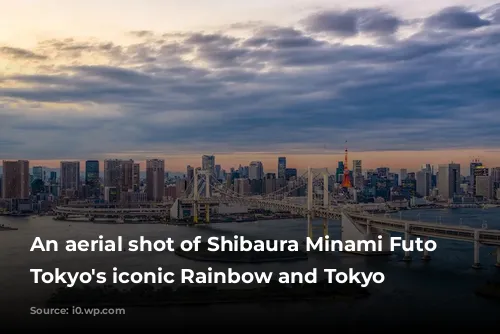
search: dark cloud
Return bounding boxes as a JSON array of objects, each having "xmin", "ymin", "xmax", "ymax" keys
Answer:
[
  {"xmin": 185, "ymin": 33, "xmax": 238, "ymax": 46},
  {"xmin": 249, "ymin": 26, "xmax": 324, "ymax": 48},
  {"xmin": 425, "ymin": 6, "xmax": 491, "ymax": 30},
  {"xmin": 129, "ymin": 30, "xmax": 154, "ymax": 38},
  {"xmin": 0, "ymin": 46, "xmax": 47, "ymax": 60},
  {"xmin": 302, "ymin": 8, "xmax": 402, "ymax": 36},
  {"xmin": 1, "ymin": 4, "xmax": 500, "ymax": 160}
]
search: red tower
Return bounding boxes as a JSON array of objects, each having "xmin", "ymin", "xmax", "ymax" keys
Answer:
[{"xmin": 341, "ymin": 143, "xmax": 352, "ymax": 188}]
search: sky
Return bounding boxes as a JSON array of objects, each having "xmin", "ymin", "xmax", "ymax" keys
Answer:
[{"xmin": 1, "ymin": 0, "xmax": 499, "ymax": 173}]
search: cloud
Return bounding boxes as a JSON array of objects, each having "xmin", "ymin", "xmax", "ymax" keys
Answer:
[
  {"xmin": 0, "ymin": 46, "xmax": 47, "ymax": 60},
  {"xmin": 424, "ymin": 6, "xmax": 491, "ymax": 30},
  {"xmin": 0, "ymin": 4, "xmax": 500, "ymax": 163},
  {"xmin": 302, "ymin": 8, "xmax": 402, "ymax": 37}
]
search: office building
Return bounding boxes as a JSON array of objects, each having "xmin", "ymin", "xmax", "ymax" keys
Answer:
[
  {"xmin": 416, "ymin": 170, "xmax": 431, "ymax": 197},
  {"xmin": 133, "ymin": 163, "xmax": 140, "ymax": 191},
  {"xmin": 146, "ymin": 159, "xmax": 165, "ymax": 202},
  {"xmin": 438, "ymin": 163, "xmax": 461, "ymax": 199},
  {"xmin": 353, "ymin": 160, "xmax": 363, "ymax": 188},
  {"xmin": 472, "ymin": 166, "xmax": 488, "ymax": 196},
  {"xmin": 2, "ymin": 160, "xmax": 30, "ymax": 199},
  {"xmin": 249, "ymin": 161, "xmax": 264, "ymax": 180},
  {"xmin": 60, "ymin": 161, "xmax": 80, "ymax": 195},
  {"xmin": 469, "ymin": 159, "xmax": 483, "ymax": 188},
  {"xmin": 476, "ymin": 176, "xmax": 493, "ymax": 199},
  {"xmin": 202, "ymin": 155, "xmax": 215, "ymax": 175},
  {"xmin": 85, "ymin": 160, "xmax": 100, "ymax": 196},
  {"xmin": 120, "ymin": 159, "xmax": 135, "ymax": 192},
  {"xmin": 32, "ymin": 166, "xmax": 44, "ymax": 181},
  {"xmin": 278, "ymin": 157, "xmax": 286, "ymax": 180},
  {"xmin": 104, "ymin": 159, "xmax": 122, "ymax": 187},
  {"xmin": 400, "ymin": 169, "xmax": 408, "ymax": 184}
]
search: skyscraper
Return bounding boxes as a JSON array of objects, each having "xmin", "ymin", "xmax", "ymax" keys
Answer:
[
  {"xmin": 469, "ymin": 159, "xmax": 483, "ymax": 189},
  {"xmin": 353, "ymin": 160, "xmax": 363, "ymax": 188},
  {"xmin": 249, "ymin": 161, "xmax": 264, "ymax": 180},
  {"xmin": 146, "ymin": 159, "xmax": 165, "ymax": 202},
  {"xmin": 473, "ymin": 166, "xmax": 488, "ymax": 196},
  {"xmin": 104, "ymin": 159, "xmax": 122, "ymax": 187},
  {"xmin": 2, "ymin": 160, "xmax": 29, "ymax": 199},
  {"xmin": 215, "ymin": 164, "xmax": 221, "ymax": 180},
  {"xmin": 421, "ymin": 164, "xmax": 431, "ymax": 173},
  {"xmin": 85, "ymin": 160, "xmax": 100, "ymax": 196},
  {"xmin": 133, "ymin": 163, "xmax": 140, "ymax": 192},
  {"xmin": 202, "ymin": 155, "xmax": 215, "ymax": 175},
  {"xmin": 475, "ymin": 176, "xmax": 493, "ymax": 199},
  {"xmin": 187, "ymin": 165, "xmax": 194, "ymax": 181},
  {"xmin": 491, "ymin": 167, "xmax": 500, "ymax": 183},
  {"xmin": 416, "ymin": 170, "xmax": 431, "ymax": 197},
  {"xmin": 32, "ymin": 166, "xmax": 44, "ymax": 181},
  {"xmin": 278, "ymin": 157, "xmax": 286, "ymax": 180},
  {"xmin": 438, "ymin": 163, "xmax": 461, "ymax": 199},
  {"xmin": 119, "ymin": 159, "xmax": 135, "ymax": 192},
  {"xmin": 400, "ymin": 169, "xmax": 408, "ymax": 184},
  {"xmin": 60, "ymin": 161, "xmax": 80, "ymax": 194}
]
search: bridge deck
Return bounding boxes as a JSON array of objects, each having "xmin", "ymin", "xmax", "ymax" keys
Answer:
[
  {"xmin": 54, "ymin": 200, "xmax": 500, "ymax": 246},
  {"xmin": 348, "ymin": 212, "xmax": 500, "ymax": 246}
]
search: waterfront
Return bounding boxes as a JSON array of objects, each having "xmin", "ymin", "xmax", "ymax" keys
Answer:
[{"xmin": 1, "ymin": 208, "xmax": 500, "ymax": 327}]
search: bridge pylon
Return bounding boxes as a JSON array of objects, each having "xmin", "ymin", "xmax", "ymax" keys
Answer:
[
  {"xmin": 322, "ymin": 171, "xmax": 329, "ymax": 238},
  {"xmin": 307, "ymin": 167, "xmax": 313, "ymax": 240},
  {"xmin": 191, "ymin": 168, "xmax": 212, "ymax": 224},
  {"xmin": 204, "ymin": 170, "xmax": 210, "ymax": 224},
  {"xmin": 193, "ymin": 168, "xmax": 199, "ymax": 223}
]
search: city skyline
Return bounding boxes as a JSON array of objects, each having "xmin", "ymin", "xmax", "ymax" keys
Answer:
[
  {"xmin": 1, "ymin": 1, "xmax": 500, "ymax": 167},
  {"xmin": 1, "ymin": 148, "xmax": 499, "ymax": 175}
]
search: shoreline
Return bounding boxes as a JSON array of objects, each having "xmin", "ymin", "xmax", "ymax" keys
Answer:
[{"xmin": 0, "ymin": 225, "xmax": 18, "ymax": 231}]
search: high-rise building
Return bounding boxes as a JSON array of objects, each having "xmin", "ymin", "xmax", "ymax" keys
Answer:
[
  {"xmin": 285, "ymin": 168, "xmax": 297, "ymax": 181},
  {"xmin": 265, "ymin": 173, "xmax": 277, "ymax": 194},
  {"xmin": 421, "ymin": 164, "xmax": 431, "ymax": 173},
  {"xmin": 187, "ymin": 165, "xmax": 194, "ymax": 181},
  {"xmin": 469, "ymin": 159, "xmax": 483, "ymax": 189},
  {"xmin": 353, "ymin": 160, "xmax": 363, "ymax": 188},
  {"xmin": 438, "ymin": 163, "xmax": 461, "ymax": 199},
  {"xmin": 234, "ymin": 178, "xmax": 250, "ymax": 196},
  {"xmin": 476, "ymin": 176, "xmax": 493, "ymax": 199},
  {"xmin": 2, "ymin": 160, "xmax": 29, "ymax": 199},
  {"xmin": 416, "ymin": 170, "xmax": 431, "ymax": 197},
  {"xmin": 85, "ymin": 160, "xmax": 100, "ymax": 196},
  {"xmin": 146, "ymin": 159, "xmax": 165, "ymax": 202},
  {"xmin": 472, "ymin": 166, "xmax": 488, "ymax": 196},
  {"xmin": 249, "ymin": 161, "xmax": 264, "ymax": 180},
  {"xmin": 133, "ymin": 163, "xmax": 140, "ymax": 191},
  {"xmin": 32, "ymin": 166, "xmax": 44, "ymax": 181},
  {"xmin": 353, "ymin": 160, "xmax": 362, "ymax": 175},
  {"xmin": 491, "ymin": 167, "xmax": 500, "ymax": 183},
  {"xmin": 215, "ymin": 164, "xmax": 221, "ymax": 180},
  {"xmin": 400, "ymin": 169, "xmax": 408, "ymax": 184},
  {"xmin": 202, "ymin": 155, "xmax": 215, "ymax": 175},
  {"xmin": 278, "ymin": 157, "xmax": 286, "ymax": 180},
  {"xmin": 377, "ymin": 167, "xmax": 389, "ymax": 178},
  {"xmin": 60, "ymin": 161, "xmax": 80, "ymax": 195},
  {"xmin": 104, "ymin": 159, "xmax": 122, "ymax": 188},
  {"xmin": 120, "ymin": 160, "xmax": 135, "ymax": 192}
]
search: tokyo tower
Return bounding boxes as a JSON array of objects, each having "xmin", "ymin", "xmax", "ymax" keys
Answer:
[{"xmin": 341, "ymin": 142, "xmax": 352, "ymax": 188}]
